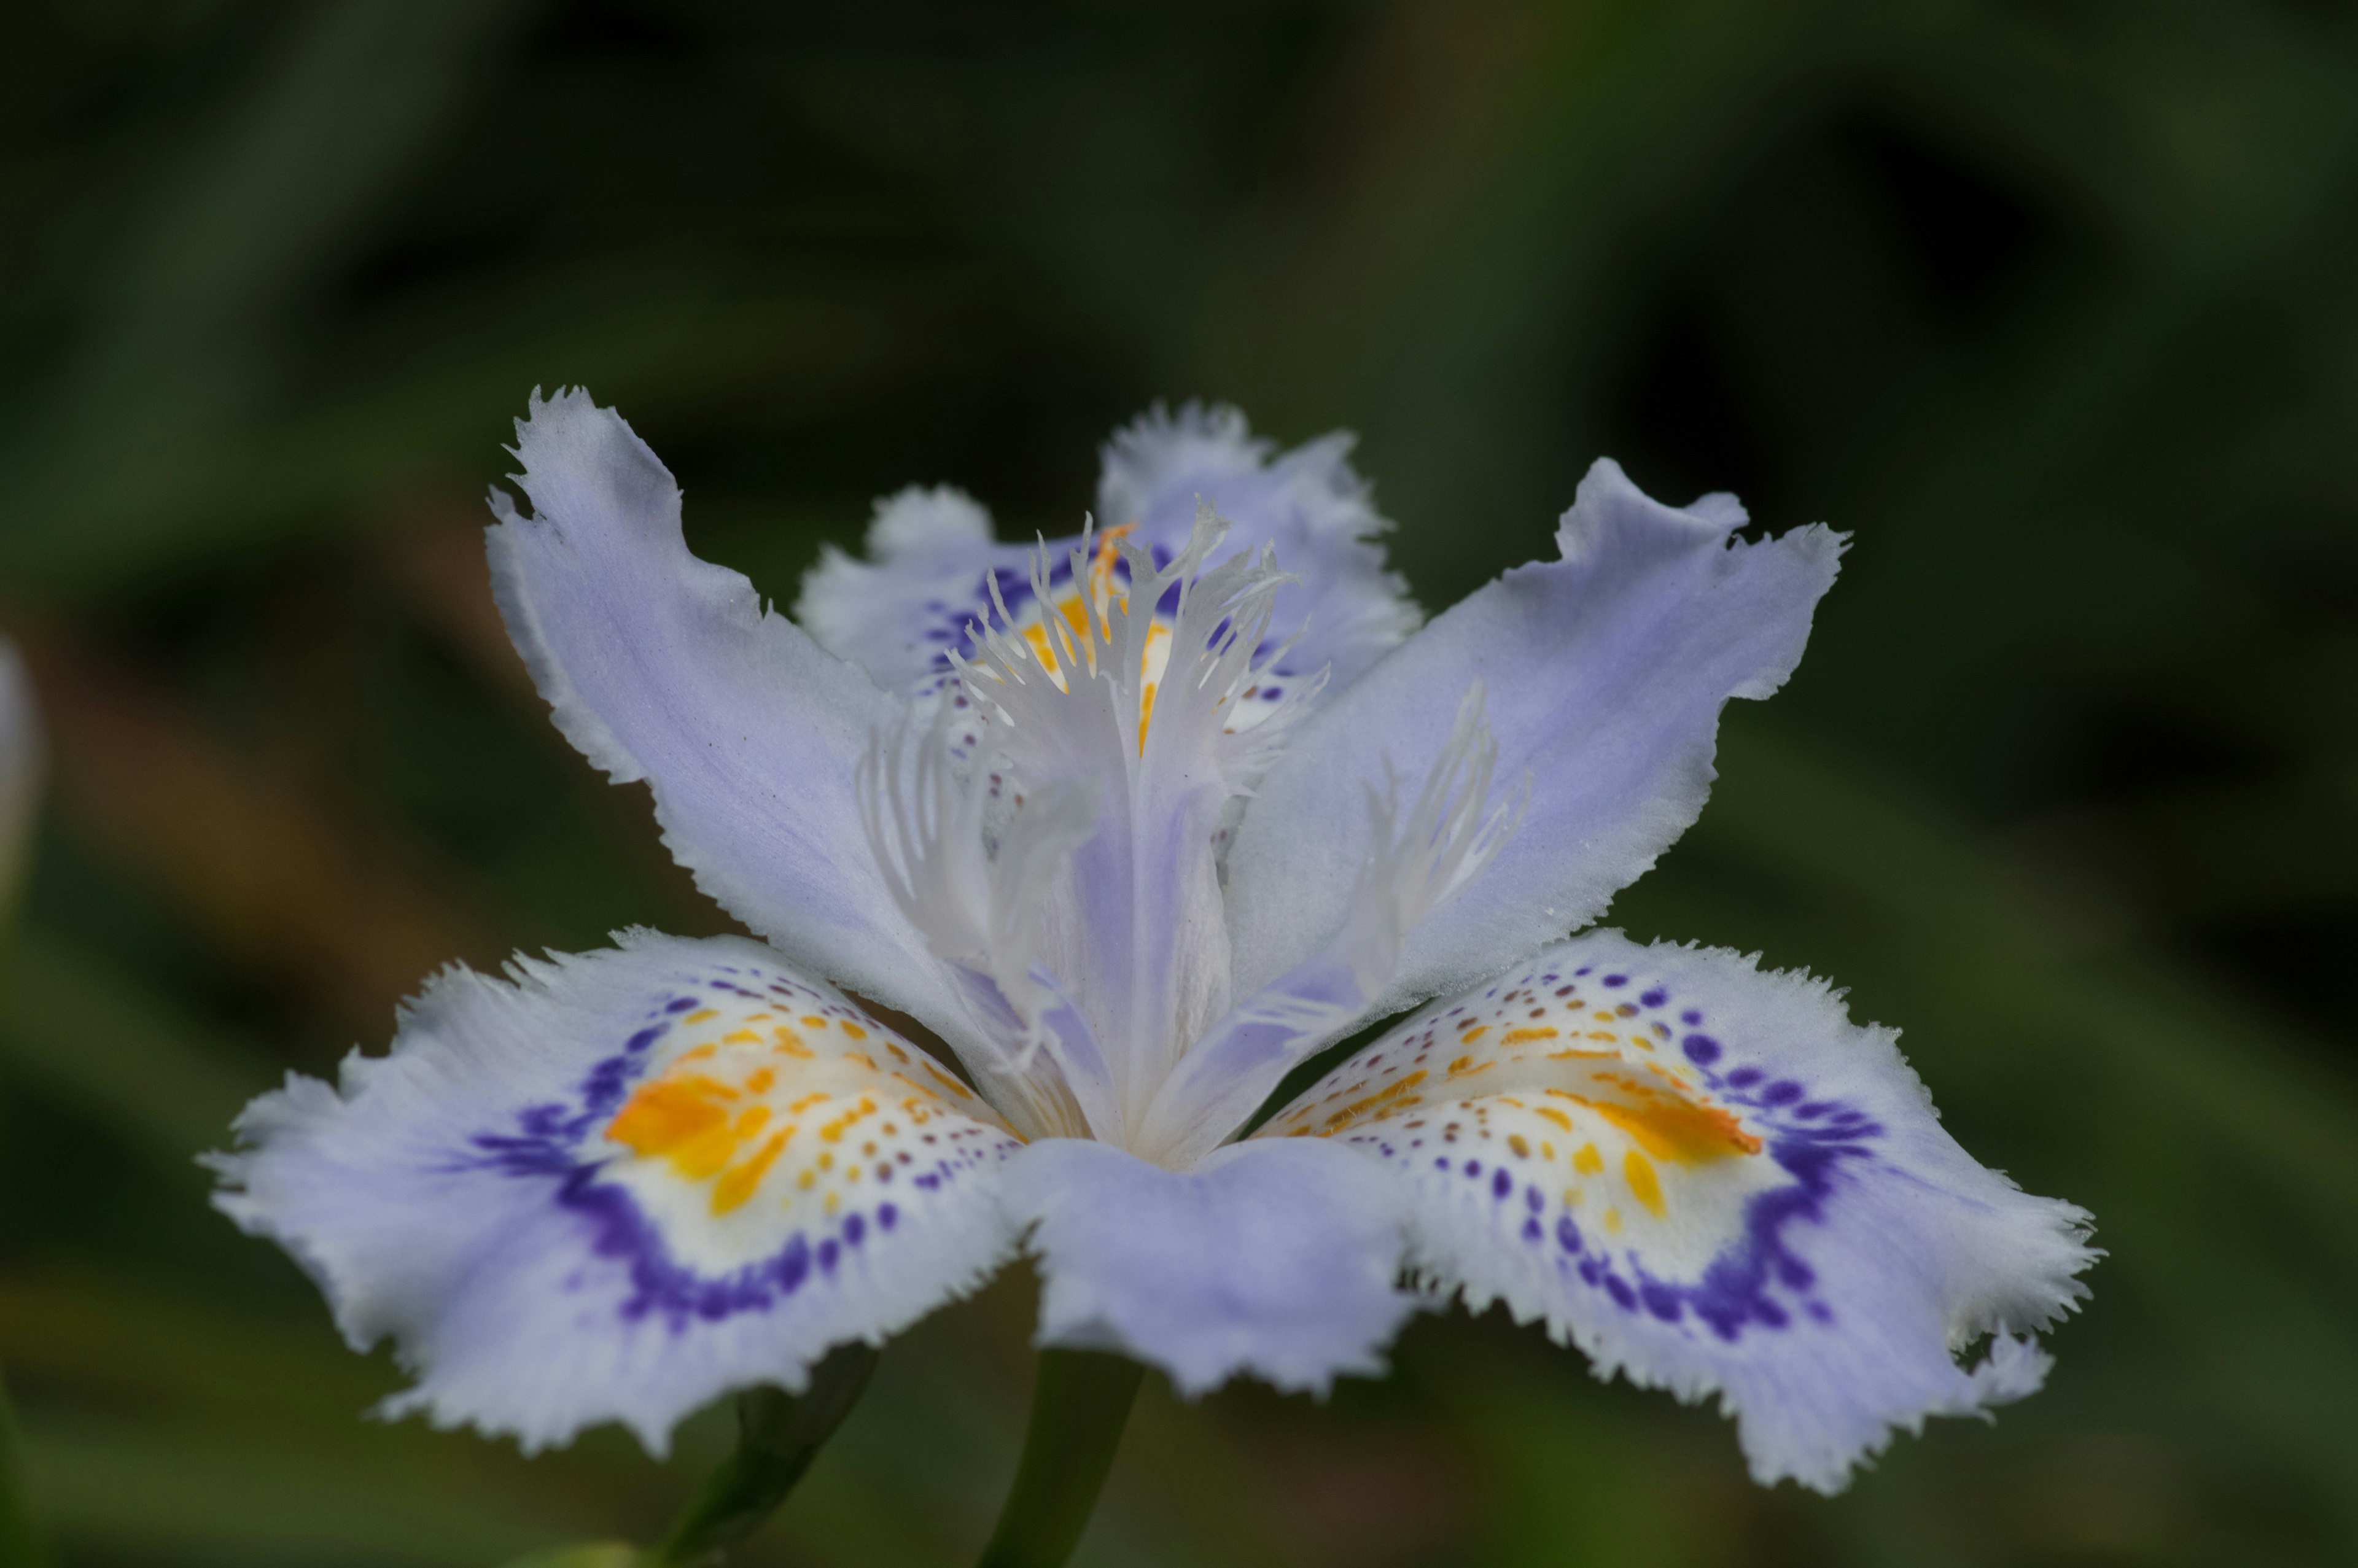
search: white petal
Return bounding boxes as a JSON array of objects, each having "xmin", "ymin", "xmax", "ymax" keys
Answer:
[
  {"xmin": 211, "ymin": 931, "xmax": 1021, "ymax": 1454},
  {"xmin": 951, "ymin": 514, "xmax": 1320, "ymax": 1131},
  {"xmin": 1225, "ymin": 459, "xmax": 1841, "ymax": 1021},
  {"xmin": 1132, "ymin": 685, "xmax": 1524, "ymax": 1166},
  {"xmin": 794, "ymin": 404, "xmax": 1417, "ymax": 707},
  {"xmin": 796, "ymin": 485, "xmax": 998, "ymax": 698},
  {"xmin": 486, "ymin": 389, "xmax": 967, "ymax": 1039},
  {"xmin": 1002, "ymin": 1137, "xmax": 1418, "ymax": 1396},
  {"xmin": 1097, "ymin": 403, "xmax": 1418, "ymax": 693},
  {"xmin": 1259, "ymin": 930, "xmax": 2095, "ymax": 1492}
]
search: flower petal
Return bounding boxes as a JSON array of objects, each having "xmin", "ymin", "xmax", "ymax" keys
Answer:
[
  {"xmin": 487, "ymin": 389, "xmax": 965, "ymax": 1037},
  {"xmin": 795, "ymin": 484, "xmax": 999, "ymax": 698},
  {"xmin": 1224, "ymin": 460, "xmax": 1842, "ymax": 1019},
  {"xmin": 1097, "ymin": 403, "xmax": 1419, "ymax": 692},
  {"xmin": 1133, "ymin": 688, "xmax": 1522, "ymax": 1165},
  {"xmin": 1002, "ymin": 1137, "xmax": 1418, "ymax": 1396},
  {"xmin": 794, "ymin": 403, "xmax": 1417, "ymax": 705},
  {"xmin": 211, "ymin": 931, "xmax": 1022, "ymax": 1454},
  {"xmin": 1259, "ymin": 930, "xmax": 2095, "ymax": 1492}
]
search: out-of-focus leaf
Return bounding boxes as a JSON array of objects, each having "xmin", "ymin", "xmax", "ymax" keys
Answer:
[
  {"xmin": 18, "ymin": 1412, "xmax": 559, "ymax": 1568},
  {"xmin": 0, "ymin": 0, "xmax": 544, "ymax": 590},
  {"xmin": 0, "ymin": 930, "xmax": 265, "ymax": 1165}
]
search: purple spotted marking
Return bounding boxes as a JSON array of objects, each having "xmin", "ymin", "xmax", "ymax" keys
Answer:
[
  {"xmin": 1531, "ymin": 1044, "xmax": 1888, "ymax": 1342},
  {"xmin": 459, "ymin": 966, "xmax": 1016, "ymax": 1331}
]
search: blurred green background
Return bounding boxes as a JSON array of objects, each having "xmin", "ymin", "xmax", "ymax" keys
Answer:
[{"xmin": 2, "ymin": 1, "xmax": 2355, "ymax": 1564}]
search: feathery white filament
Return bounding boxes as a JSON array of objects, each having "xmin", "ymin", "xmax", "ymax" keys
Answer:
[
  {"xmin": 1346, "ymin": 684, "xmax": 1529, "ymax": 993},
  {"xmin": 857, "ymin": 699, "xmax": 993, "ymax": 968},
  {"xmin": 857, "ymin": 701, "xmax": 1108, "ymax": 1138}
]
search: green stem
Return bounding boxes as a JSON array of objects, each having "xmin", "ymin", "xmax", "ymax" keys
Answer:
[
  {"xmin": 975, "ymin": 1350, "xmax": 1143, "ymax": 1568},
  {"xmin": 650, "ymin": 1341, "xmax": 879, "ymax": 1567},
  {"xmin": 0, "ymin": 1368, "xmax": 49, "ymax": 1568}
]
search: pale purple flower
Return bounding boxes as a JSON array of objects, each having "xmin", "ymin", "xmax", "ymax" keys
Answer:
[{"xmin": 213, "ymin": 391, "xmax": 2093, "ymax": 1492}]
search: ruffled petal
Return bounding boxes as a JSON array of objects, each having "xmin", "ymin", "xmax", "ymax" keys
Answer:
[
  {"xmin": 1258, "ymin": 930, "xmax": 2095, "ymax": 1492},
  {"xmin": 486, "ymin": 389, "xmax": 965, "ymax": 1038},
  {"xmin": 1001, "ymin": 1138, "xmax": 1418, "ymax": 1396},
  {"xmin": 793, "ymin": 403, "xmax": 1417, "ymax": 707},
  {"xmin": 1224, "ymin": 460, "xmax": 1842, "ymax": 1019},
  {"xmin": 211, "ymin": 931, "xmax": 1022, "ymax": 1454},
  {"xmin": 795, "ymin": 485, "xmax": 999, "ymax": 699},
  {"xmin": 1097, "ymin": 403, "xmax": 1419, "ymax": 693}
]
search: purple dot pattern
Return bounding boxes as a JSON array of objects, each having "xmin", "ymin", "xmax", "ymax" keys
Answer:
[
  {"xmin": 467, "ymin": 960, "xmax": 1021, "ymax": 1333},
  {"xmin": 1264, "ymin": 951, "xmax": 1891, "ymax": 1349}
]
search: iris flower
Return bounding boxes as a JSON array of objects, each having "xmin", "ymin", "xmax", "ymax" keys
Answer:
[{"xmin": 215, "ymin": 391, "xmax": 2093, "ymax": 1497}]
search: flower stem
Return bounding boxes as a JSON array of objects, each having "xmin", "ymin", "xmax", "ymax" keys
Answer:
[
  {"xmin": 650, "ymin": 1341, "xmax": 879, "ymax": 1567},
  {"xmin": 975, "ymin": 1349, "xmax": 1143, "ymax": 1568}
]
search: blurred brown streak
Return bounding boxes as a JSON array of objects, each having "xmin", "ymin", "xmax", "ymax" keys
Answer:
[
  {"xmin": 21, "ymin": 627, "xmax": 504, "ymax": 1041},
  {"xmin": 372, "ymin": 490, "xmax": 767, "ymax": 942},
  {"xmin": 1256, "ymin": 1428, "xmax": 1463, "ymax": 1566},
  {"xmin": 370, "ymin": 489, "xmax": 535, "ymax": 699}
]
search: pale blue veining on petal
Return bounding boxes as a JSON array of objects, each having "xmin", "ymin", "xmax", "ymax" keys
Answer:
[
  {"xmin": 486, "ymin": 389, "xmax": 972, "ymax": 1048},
  {"xmin": 1260, "ymin": 928, "xmax": 2095, "ymax": 1492},
  {"xmin": 1000, "ymin": 1136, "xmax": 1417, "ymax": 1395},
  {"xmin": 214, "ymin": 394, "xmax": 2095, "ymax": 1487},
  {"xmin": 1225, "ymin": 459, "xmax": 1843, "ymax": 1025},
  {"xmin": 211, "ymin": 931, "xmax": 1023, "ymax": 1455},
  {"xmin": 1097, "ymin": 403, "xmax": 1420, "ymax": 692},
  {"xmin": 796, "ymin": 403, "xmax": 1417, "ymax": 707}
]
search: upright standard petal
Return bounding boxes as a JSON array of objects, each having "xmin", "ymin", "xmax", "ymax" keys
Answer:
[
  {"xmin": 1224, "ymin": 460, "xmax": 1843, "ymax": 1020},
  {"xmin": 1096, "ymin": 403, "xmax": 1420, "ymax": 691},
  {"xmin": 212, "ymin": 931, "xmax": 1022, "ymax": 1454},
  {"xmin": 1002, "ymin": 1138, "xmax": 1417, "ymax": 1396},
  {"xmin": 796, "ymin": 484, "xmax": 1000, "ymax": 698},
  {"xmin": 486, "ymin": 389, "xmax": 965, "ymax": 1037},
  {"xmin": 795, "ymin": 403, "xmax": 1418, "ymax": 708},
  {"xmin": 936, "ymin": 513, "xmax": 1325, "ymax": 1135},
  {"xmin": 1259, "ymin": 930, "xmax": 2095, "ymax": 1491}
]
